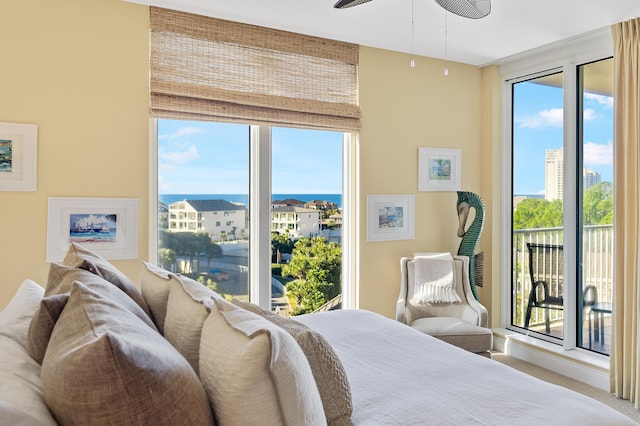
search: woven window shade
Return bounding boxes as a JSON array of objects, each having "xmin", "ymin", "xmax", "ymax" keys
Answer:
[{"xmin": 150, "ymin": 7, "xmax": 361, "ymax": 131}]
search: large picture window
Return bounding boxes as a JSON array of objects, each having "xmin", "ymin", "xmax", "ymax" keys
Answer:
[{"xmin": 153, "ymin": 119, "xmax": 349, "ymax": 316}]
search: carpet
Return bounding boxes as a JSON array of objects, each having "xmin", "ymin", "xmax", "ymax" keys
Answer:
[{"xmin": 492, "ymin": 352, "xmax": 640, "ymax": 423}]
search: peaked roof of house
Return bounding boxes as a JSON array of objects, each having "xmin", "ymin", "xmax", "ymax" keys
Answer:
[{"xmin": 179, "ymin": 199, "xmax": 245, "ymax": 212}]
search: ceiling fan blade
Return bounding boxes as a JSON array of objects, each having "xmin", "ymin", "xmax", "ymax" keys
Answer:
[
  {"xmin": 334, "ymin": 0, "xmax": 373, "ymax": 9},
  {"xmin": 434, "ymin": 0, "xmax": 491, "ymax": 19}
]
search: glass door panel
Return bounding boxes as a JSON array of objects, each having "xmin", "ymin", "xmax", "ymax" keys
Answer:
[
  {"xmin": 577, "ymin": 58, "xmax": 614, "ymax": 354},
  {"xmin": 512, "ymin": 72, "xmax": 565, "ymax": 340}
]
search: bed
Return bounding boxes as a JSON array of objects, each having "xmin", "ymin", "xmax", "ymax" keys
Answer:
[
  {"xmin": 0, "ymin": 243, "xmax": 636, "ymax": 425},
  {"xmin": 298, "ymin": 309, "xmax": 635, "ymax": 425}
]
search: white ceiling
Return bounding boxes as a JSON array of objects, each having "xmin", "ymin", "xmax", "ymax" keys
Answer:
[{"xmin": 127, "ymin": 0, "xmax": 640, "ymax": 66}]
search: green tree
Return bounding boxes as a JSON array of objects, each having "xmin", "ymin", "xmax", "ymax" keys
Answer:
[
  {"xmin": 583, "ymin": 182, "xmax": 613, "ymax": 225},
  {"xmin": 282, "ymin": 236, "xmax": 341, "ymax": 315},
  {"xmin": 513, "ymin": 198, "xmax": 563, "ymax": 230},
  {"xmin": 271, "ymin": 231, "xmax": 295, "ymax": 263},
  {"xmin": 159, "ymin": 230, "xmax": 221, "ymax": 273},
  {"xmin": 158, "ymin": 247, "xmax": 176, "ymax": 270}
]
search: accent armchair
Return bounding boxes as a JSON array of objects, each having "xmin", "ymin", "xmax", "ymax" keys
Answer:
[{"xmin": 397, "ymin": 254, "xmax": 492, "ymax": 358}]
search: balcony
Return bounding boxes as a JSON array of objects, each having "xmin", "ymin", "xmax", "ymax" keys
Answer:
[{"xmin": 512, "ymin": 225, "xmax": 613, "ymax": 355}]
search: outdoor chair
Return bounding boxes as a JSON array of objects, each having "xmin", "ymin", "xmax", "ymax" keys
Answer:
[{"xmin": 524, "ymin": 243, "xmax": 564, "ymax": 333}]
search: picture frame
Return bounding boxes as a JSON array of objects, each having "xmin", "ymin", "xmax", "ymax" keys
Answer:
[
  {"xmin": 418, "ymin": 147, "xmax": 462, "ymax": 192},
  {"xmin": 0, "ymin": 122, "xmax": 38, "ymax": 191},
  {"xmin": 46, "ymin": 197, "xmax": 139, "ymax": 262},
  {"xmin": 367, "ymin": 195, "xmax": 415, "ymax": 242}
]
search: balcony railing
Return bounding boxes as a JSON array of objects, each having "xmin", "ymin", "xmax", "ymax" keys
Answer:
[{"xmin": 512, "ymin": 225, "xmax": 613, "ymax": 332}]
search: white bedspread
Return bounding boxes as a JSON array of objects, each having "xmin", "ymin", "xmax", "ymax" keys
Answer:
[{"xmin": 297, "ymin": 309, "xmax": 637, "ymax": 426}]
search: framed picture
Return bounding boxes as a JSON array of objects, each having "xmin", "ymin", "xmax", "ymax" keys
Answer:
[
  {"xmin": 0, "ymin": 122, "xmax": 37, "ymax": 191},
  {"xmin": 418, "ymin": 147, "xmax": 461, "ymax": 192},
  {"xmin": 367, "ymin": 195, "xmax": 415, "ymax": 242},
  {"xmin": 46, "ymin": 197, "xmax": 139, "ymax": 262}
]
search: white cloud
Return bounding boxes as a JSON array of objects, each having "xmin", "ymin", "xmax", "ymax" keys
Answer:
[
  {"xmin": 158, "ymin": 144, "xmax": 198, "ymax": 169},
  {"xmin": 518, "ymin": 108, "xmax": 563, "ymax": 128},
  {"xmin": 585, "ymin": 93, "xmax": 613, "ymax": 109},
  {"xmin": 158, "ymin": 126, "xmax": 204, "ymax": 141},
  {"xmin": 583, "ymin": 141, "xmax": 613, "ymax": 166},
  {"xmin": 583, "ymin": 108, "xmax": 598, "ymax": 121}
]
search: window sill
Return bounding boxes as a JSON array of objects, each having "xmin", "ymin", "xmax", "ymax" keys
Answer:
[{"xmin": 492, "ymin": 327, "xmax": 610, "ymax": 391}]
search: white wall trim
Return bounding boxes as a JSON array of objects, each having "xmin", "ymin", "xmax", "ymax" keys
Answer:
[{"xmin": 493, "ymin": 328, "xmax": 610, "ymax": 391}]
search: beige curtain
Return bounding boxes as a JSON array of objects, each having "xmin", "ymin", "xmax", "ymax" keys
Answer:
[
  {"xmin": 611, "ymin": 18, "xmax": 640, "ymax": 406},
  {"xmin": 149, "ymin": 7, "xmax": 360, "ymax": 132}
]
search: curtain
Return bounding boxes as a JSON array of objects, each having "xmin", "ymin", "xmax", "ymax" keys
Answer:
[
  {"xmin": 611, "ymin": 18, "xmax": 640, "ymax": 406},
  {"xmin": 149, "ymin": 7, "xmax": 361, "ymax": 132}
]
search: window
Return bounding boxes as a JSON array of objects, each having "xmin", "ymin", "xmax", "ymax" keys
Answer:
[
  {"xmin": 508, "ymin": 57, "xmax": 613, "ymax": 355},
  {"xmin": 154, "ymin": 119, "xmax": 349, "ymax": 316}
]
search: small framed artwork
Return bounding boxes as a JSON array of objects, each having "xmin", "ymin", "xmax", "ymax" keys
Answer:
[
  {"xmin": 418, "ymin": 147, "xmax": 462, "ymax": 192},
  {"xmin": 46, "ymin": 197, "xmax": 139, "ymax": 262},
  {"xmin": 367, "ymin": 195, "xmax": 415, "ymax": 242},
  {"xmin": 0, "ymin": 122, "xmax": 38, "ymax": 191}
]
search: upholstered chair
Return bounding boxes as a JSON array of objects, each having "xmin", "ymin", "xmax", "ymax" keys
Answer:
[{"xmin": 397, "ymin": 254, "xmax": 492, "ymax": 358}]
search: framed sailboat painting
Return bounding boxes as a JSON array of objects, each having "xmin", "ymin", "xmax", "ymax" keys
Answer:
[{"xmin": 46, "ymin": 197, "xmax": 138, "ymax": 262}]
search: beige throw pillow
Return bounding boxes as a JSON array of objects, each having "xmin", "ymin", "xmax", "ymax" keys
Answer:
[
  {"xmin": 27, "ymin": 293, "xmax": 69, "ymax": 364},
  {"xmin": 61, "ymin": 242, "xmax": 151, "ymax": 317},
  {"xmin": 30, "ymin": 264, "xmax": 158, "ymax": 364},
  {"xmin": 139, "ymin": 261, "xmax": 173, "ymax": 333},
  {"xmin": 232, "ymin": 299, "xmax": 353, "ymax": 426},
  {"xmin": 41, "ymin": 281, "xmax": 214, "ymax": 426},
  {"xmin": 163, "ymin": 274, "xmax": 223, "ymax": 374},
  {"xmin": 199, "ymin": 298, "xmax": 326, "ymax": 426}
]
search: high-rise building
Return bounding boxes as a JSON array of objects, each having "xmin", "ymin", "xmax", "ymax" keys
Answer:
[
  {"xmin": 583, "ymin": 168, "xmax": 601, "ymax": 190},
  {"xmin": 545, "ymin": 148, "xmax": 563, "ymax": 201}
]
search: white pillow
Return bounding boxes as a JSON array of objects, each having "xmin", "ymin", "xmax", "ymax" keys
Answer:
[
  {"xmin": 0, "ymin": 280, "xmax": 55, "ymax": 425},
  {"xmin": 0, "ymin": 337, "xmax": 57, "ymax": 425},
  {"xmin": 0, "ymin": 279, "xmax": 45, "ymax": 348},
  {"xmin": 199, "ymin": 298, "xmax": 326, "ymax": 426}
]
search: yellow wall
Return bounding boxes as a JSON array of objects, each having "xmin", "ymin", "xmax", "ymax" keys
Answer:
[
  {"xmin": 0, "ymin": 0, "xmax": 150, "ymax": 308},
  {"xmin": 0, "ymin": 0, "xmax": 499, "ymax": 321},
  {"xmin": 357, "ymin": 47, "xmax": 492, "ymax": 318}
]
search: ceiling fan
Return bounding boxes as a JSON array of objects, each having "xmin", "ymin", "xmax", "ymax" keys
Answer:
[{"xmin": 333, "ymin": 0, "xmax": 491, "ymax": 19}]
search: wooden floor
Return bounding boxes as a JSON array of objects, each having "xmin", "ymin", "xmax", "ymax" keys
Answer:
[{"xmin": 528, "ymin": 312, "xmax": 611, "ymax": 355}]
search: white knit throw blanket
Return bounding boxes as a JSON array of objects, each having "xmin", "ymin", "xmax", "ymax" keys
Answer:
[{"xmin": 411, "ymin": 258, "xmax": 461, "ymax": 304}]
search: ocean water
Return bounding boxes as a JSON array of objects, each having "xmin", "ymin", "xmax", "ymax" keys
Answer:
[{"xmin": 159, "ymin": 194, "xmax": 342, "ymax": 208}]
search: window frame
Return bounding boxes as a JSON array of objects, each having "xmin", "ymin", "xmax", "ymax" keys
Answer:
[
  {"xmin": 500, "ymin": 28, "xmax": 613, "ymax": 353},
  {"xmin": 149, "ymin": 119, "xmax": 357, "ymax": 311}
]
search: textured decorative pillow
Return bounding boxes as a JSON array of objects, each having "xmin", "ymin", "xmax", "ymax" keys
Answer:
[
  {"xmin": 61, "ymin": 242, "xmax": 151, "ymax": 317},
  {"xmin": 27, "ymin": 293, "xmax": 69, "ymax": 364},
  {"xmin": 41, "ymin": 281, "xmax": 214, "ymax": 426},
  {"xmin": 163, "ymin": 273, "xmax": 223, "ymax": 374},
  {"xmin": 0, "ymin": 279, "xmax": 44, "ymax": 348},
  {"xmin": 232, "ymin": 299, "xmax": 353, "ymax": 426},
  {"xmin": 200, "ymin": 298, "xmax": 325, "ymax": 426},
  {"xmin": 139, "ymin": 261, "xmax": 173, "ymax": 333}
]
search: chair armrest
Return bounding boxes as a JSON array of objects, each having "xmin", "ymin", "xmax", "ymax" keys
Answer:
[
  {"xmin": 455, "ymin": 255, "xmax": 489, "ymax": 327},
  {"xmin": 396, "ymin": 257, "xmax": 410, "ymax": 323}
]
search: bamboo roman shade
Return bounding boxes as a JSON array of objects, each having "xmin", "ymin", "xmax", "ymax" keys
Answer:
[{"xmin": 150, "ymin": 7, "xmax": 361, "ymax": 131}]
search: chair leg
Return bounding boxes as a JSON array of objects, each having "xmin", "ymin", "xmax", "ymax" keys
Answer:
[
  {"xmin": 544, "ymin": 308, "xmax": 551, "ymax": 334},
  {"xmin": 524, "ymin": 300, "xmax": 534, "ymax": 329}
]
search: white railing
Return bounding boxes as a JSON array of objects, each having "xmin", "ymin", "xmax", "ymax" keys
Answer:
[{"xmin": 512, "ymin": 225, "xmax": 613, "ymax": 328}]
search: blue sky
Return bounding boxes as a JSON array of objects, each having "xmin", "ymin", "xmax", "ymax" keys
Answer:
[
  {"xmin": 157, "ymin": 121, "xmax": 343, "ymax": 194},
  {"xmin": 513, "ymin": 79, "xmax": 614, "ymax": 195}
]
